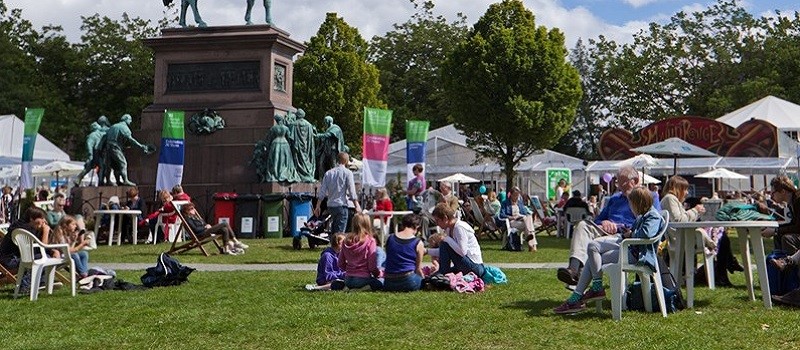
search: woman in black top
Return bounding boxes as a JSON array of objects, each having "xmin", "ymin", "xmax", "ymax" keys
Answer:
[{"xmin": 180, "ymin": 203, "xmax": 248, "ymax": 255}]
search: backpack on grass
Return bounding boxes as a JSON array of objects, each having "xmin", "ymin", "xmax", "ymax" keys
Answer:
[
  {"xmin": 140, "ymin": 253, "xmax": 195, "ymax": 287},
  {"xmin": 625, "ymin": 254, "xmax": 685, "ymax": 313}
]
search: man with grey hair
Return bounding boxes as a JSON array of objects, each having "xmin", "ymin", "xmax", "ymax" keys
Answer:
[
  {"xmin": 556, "ymin": 166, "xmax": 661, "ymax": 285},
  {"xmin": 439, "ymin": 181, "xmax": 460, "ymax": 212}
]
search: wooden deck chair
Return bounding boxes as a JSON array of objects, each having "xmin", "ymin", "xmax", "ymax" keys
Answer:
[
  {"xmin": 0, "ymin": 225, "xmax": 17, "ymax": 285},
  {"xmin": 468, "ymin": 197, "xmax": 501, "ymax": 240},
  {"xmin": 168, "ymin": 206, "xmax": 224, "ymax": 257},
  {"xmin": 529, "ymin": 195, "xmax": 557, "ymax": 235}
]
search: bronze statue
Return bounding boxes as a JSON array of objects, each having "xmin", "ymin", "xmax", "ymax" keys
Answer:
[
  {"xmin": 253, "ymin": 115, "xmax": 299, "ymax": 184},
  {"xmin": 287, "ymin": 109, "xmax": 316, "ymax": 182},
  {"xmin": 74, "ymin": 122, "xmax": 106, "ymax": 186},
  {"xmin": 315, "ymin": 115, "xmax": 348, "ymax": 180},
  {"xmin": 163, "ymin": 0, "xmax": 207, "ymax": 28},
  {"xmin": 99, "ymin": 114, "xmax": 155, "ymax": 186},
  {"xmin": 245, "ymin": 0, "xmax": 273, "ymax": 25},
  {"xmin": 187, "ymin": 109, "xmax": 225, "ymax": 135}
]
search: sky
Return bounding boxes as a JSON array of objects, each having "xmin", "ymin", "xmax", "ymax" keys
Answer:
[{"xmin": 4, "ymin": 0, "xmax": 799, "ymax": 49}]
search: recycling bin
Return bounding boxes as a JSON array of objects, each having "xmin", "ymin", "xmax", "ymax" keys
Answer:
[
  {"xmin": 213, "ymin": 192, "xmax": 238, "ymax": 232},
  {"xmin": 234, "ymin": 194, "xmax": 261, "ymax": 238},
  {"xmin": 288, "ymin": 193, "xmax": 314, "ymax": 238},
  {"xmin": 261, "ymin": 194, "xmax": 285, "ymax": 239}
]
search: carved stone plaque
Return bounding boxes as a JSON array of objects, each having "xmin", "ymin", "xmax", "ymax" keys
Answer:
[
  {"xmin": 273, "ymin": 64, "xmax": 286, "ymax": 92},
  {"xmin": 166, "ymin": 61, "xmax": 261, "ymax": 93}
]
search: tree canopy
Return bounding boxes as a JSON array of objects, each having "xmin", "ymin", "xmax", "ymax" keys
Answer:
[
  {"xmin": 369, "ymin": 0, "xmax": 468, "ymax": 142},
  {"xmin": 293, "ymin": 12, "xmax": 384, "ymax": 156},
  {"xmin": 441, "ymin": 0, "xmax": 582, "ymax": 188}
]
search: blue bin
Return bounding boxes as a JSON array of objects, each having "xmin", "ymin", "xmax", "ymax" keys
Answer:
[{"xmin": 289, "ymin": 193, "xmax": 314, "ymax": 238}]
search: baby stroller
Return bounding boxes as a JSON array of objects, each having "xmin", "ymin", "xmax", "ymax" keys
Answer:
[{"xmin": 292, "ymin": 214, "xmax": 332, "ymax": 250}]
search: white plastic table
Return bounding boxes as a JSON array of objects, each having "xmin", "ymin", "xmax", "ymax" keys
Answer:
[
  {"xmin": 670, "ymin": 220, "xmax": 778, "ymax": 309},
  {"xmin": 367, "ymin": 211, "xmax": 413, "ymax": 246},
  {"xmin": 94, "ymin": 209, "xmax": 142, "ymax": 246}
]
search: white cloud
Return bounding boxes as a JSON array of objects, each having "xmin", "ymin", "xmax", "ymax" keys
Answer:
[{"xmin": 622, "ymin": 0, "xmax": 659, "ymax": 8}]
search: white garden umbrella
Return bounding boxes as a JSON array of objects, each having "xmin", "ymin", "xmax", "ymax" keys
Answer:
[
  {"xmin": 641, "ymin": 173, "xmax": 661, "ymax": 185},
  {"xmin": 631, "ymin": 138, "xmax": 717, "ymax": 175},
  {"xmin": 437, "ymin": 173, "xmax": 480, "ymax": 184},
  {"xmin": 695, "ymin": 168, "xmax": 749, "ymax": 194},
  {"xmin": 613, "ymin": 154, "xmax": 661, "ymax": 169}
]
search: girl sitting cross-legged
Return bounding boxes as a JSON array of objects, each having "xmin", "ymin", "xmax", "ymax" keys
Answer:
[
  {"xmin": 553, "ymin": 186, "xmax": 665, "ymax": 314},
  {"xmin": 338, "ymin": 213, "xmax": 383, "ymax": 291}
]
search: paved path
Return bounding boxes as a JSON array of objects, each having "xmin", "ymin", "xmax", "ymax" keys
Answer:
[{"xmin": 98, "ymin": 262, "xmax": 565, "ymax": 272}]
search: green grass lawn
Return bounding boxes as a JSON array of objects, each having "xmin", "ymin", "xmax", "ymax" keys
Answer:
[
  {"xmin": 2, "ymin": 269, "xmax": 800, "ymax": 349},
  {"xmin": 3, "ymin": 233, "xmax": 800, "ymax": 349}
]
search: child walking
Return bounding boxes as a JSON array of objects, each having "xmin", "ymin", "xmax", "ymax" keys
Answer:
[{"xmin": 554, "ymin": 187, "xmax": 665, "ymax": 314}]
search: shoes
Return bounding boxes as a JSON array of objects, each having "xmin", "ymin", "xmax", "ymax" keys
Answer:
[
  {"xmin": 224, "ymin": 247, "xmax": 243, "ymax": 255},
  {"xmin": 580, "ymin": 288, "xmax": 606, "ymax": 303},
  {"xmin": 553, "ymin": 300, "xmax": 586, "ymax": 314},
  {"xmin": 770, "ymin": 257, "xmax": 794, "ymax": 272},
  {"xmin": 304, "ymin": 284, "xmax": 316, "ymax": 291},
  {"xmin": 728, "ymin": 261, "xmax": 745, "ymax": 273},
  {"xmin": 557, "ymin": 267, "xmax": 579, "ymax": 285},
  {"xmin": 234, "ymin": 241, "xmax": 249, "ymax": 249}
]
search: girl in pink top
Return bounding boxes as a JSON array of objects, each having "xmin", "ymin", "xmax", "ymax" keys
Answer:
[{"xmin": 338, "ymin": 213, "xmax": 383, "ymax": 290}]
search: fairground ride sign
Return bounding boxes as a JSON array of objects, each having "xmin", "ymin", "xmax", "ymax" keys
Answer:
[{"xmin": 598, "ymin": 116, "xmax": 778, "ymax": 160}]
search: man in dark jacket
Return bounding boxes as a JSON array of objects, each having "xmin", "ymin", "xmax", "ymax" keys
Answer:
[{"xmin": 0, "ymin": 207, "xmax": 50, "ymax": 270}]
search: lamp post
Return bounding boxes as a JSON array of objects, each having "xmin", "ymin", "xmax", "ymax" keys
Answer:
[{"xmin": 582, "ymin": 160, "xmax": 589, "ymax": 198}]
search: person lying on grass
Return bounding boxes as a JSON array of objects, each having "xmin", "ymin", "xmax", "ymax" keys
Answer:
[
  {"xmin": 306, "ymin": 233, "xmax": 346, "ymax": 291},
  {"xmin": 553, "ymin": 187, "xmax": 664, "ymax": 314}
]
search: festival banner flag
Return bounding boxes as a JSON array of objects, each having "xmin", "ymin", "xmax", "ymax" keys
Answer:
[
  {"xmin": 155, "ymin": 110, "xmax": 185, "ymax": 192},
  {"xmin": 362, "ymin": 107, "xmax": 393, "ymax": 187},
  {"xmin": 20, "ymin": 108, "xmax": 44, "ymax": 189},
  {"xmin": 405, "ymin": 120, "xmax": 429, "ymax": 182}
]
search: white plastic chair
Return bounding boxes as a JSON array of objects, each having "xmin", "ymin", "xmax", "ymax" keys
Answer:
[
  {"xmin": 597, "ymin": 210, "xmax": 669, "ymax": 321},
  {"xmin": 150, "ymin": 200, "xmax": 190, "ymax": 244},
  {"xmin": 11, "ymin": 228, "xmax": 76, "ymax": 301},
  {"xmin": 564, "ymin": 207, "xmax": 592, "ymax": 240}
]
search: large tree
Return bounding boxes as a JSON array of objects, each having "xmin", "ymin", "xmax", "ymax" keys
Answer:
[
  {"xmin": 369, "ymin": 0, "xmax": 468, "ymax": 141},
  {"xmin": 441, "ymin": 0, "xmax": 581, "ymax": 188},
  {"xmin": 293, "ymin": 13, "xmax": 384, "ymax": 156}
]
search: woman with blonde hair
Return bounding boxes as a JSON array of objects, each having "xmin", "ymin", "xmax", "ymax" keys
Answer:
[
  {"xmin": 51, "ymin": 215, "xmax": 91, "ymax": 278},
  {"xmin": 338, "ymin": 213, "xmax": 383, "ymax": 290}
]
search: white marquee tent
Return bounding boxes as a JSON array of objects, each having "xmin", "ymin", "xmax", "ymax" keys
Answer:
[
  {"xmin": 717, "ymin": 95, "xmax": 800, "ymax": 130},
  {"xmin": 0, "ymin": 114, "xmax": 71, "ymax": 167}
]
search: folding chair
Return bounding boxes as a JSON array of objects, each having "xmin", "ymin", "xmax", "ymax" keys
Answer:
[
  {"xmin": 530, "ymin": 195, "xmax": 557, "ymax": 235},
  {"xmin": 468, "ymin": 197, "xmax": 501, "ymax": 240},
  {"xmin": 168, "ymin": 206, "xmax": 225, "ymax": 257},
  {"xmin": 564, "ymin": 207, "xmax": 592, "ymax": 240},
  {"xmin": 0, "ymin": 225, "xmax": 17, "ymax": 285}
]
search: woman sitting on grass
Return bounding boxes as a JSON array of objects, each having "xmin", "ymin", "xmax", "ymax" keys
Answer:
[
  {"xmin": 306, "ymin": 233, "xmax": 346, "ymax": 291},
  {"xmin": 181, "ymin": 203, "xmax": 248, "ymax": 255},
  {"xmin": 338, "ymin": 213, "xmax": 383, "ymax": 291},
  {"xmin": 383, "ymin": 213, "xmax": 426, "ymax": 292},
  {"xmin": 51, "ymin": 215, "xmax": 90, "ymax": 278},
  {"xmin": 553, "ymin": 187, "xmax": 665, "ymax": 314},
  {"xmin": 430, "ymin": 202, "xmax": 485, "ymax": 277}
]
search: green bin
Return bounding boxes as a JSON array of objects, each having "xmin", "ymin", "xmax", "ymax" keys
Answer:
[{"xmin": 261, "ymin": 194, "xmax": 285, "ymax": 238}]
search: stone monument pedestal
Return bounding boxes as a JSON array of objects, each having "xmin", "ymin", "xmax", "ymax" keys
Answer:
[
  {"xmin": 69, "ymin": 186, "xmax": 135, "ymax": 218},
  {"xmin": 128, "ymin": 25, "xmax": 312, "ymax": 209}
]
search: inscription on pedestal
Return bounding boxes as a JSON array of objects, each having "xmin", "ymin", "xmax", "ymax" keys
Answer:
[{"xmin": 166, "ymin": 61, "xmax": 261, "ymax": 93}]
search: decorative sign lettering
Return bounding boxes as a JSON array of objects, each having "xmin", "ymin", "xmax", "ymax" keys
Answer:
[
  {"xmin": 166, "ymin": 61, "xmax": 260, "ymax": 93},
  {"xmin": 599, "ymin": 116, "xmax": 778, "ymax": 160}
]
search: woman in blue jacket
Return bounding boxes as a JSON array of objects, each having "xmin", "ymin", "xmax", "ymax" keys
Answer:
[{"xmin": 498, "ymin": 187, "xmax": 537, "ymax": 251}]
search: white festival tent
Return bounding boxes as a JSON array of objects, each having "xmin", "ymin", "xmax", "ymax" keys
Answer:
[
  {"xmin": 717, "ymin": 95, "xmax": 800, "ymax": 131},
  {"xmin": 385, "ymin": 124, "xmax": 587, "ymax": 195},
  {"xmin": 0, "ymin": 114, "xmax": 71, "ymax": 167}
]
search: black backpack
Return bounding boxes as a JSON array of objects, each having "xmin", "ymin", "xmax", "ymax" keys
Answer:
[
  {"xmin": 141, "ymin": 253, "xmax": 196, "ymax": 287},
  {"xmin": 501, "ymin": 231, "xmax": 522, "ymax": 251}
]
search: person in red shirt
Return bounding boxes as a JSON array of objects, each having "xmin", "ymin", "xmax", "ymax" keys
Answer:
[
  {"xmin": 171, "ymin": 185, "xmax": 191, "ymax": 202},
  {"xmin": 145, "ymin": 190, "xmax": 177, "ymax": 243}
]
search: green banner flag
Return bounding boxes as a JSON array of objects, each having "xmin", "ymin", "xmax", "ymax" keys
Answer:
[
  {"xmin": 21, "ymin": 108, "xmax": 45, "ymax": 189},
  {"xmin": 21, "ymin": 108, "xmax": 45, "ymax": 162}
]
